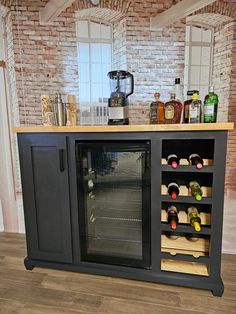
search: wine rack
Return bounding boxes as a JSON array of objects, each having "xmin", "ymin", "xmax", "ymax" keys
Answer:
[{"xmin": 160, "ymin": 137, "xmax": 222, "ymax": 288}]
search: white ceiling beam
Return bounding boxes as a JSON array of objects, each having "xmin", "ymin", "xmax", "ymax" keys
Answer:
[
  {"xmin": 150, "ymin": 0, "xmax": 217, "ymax": 30},
  {"xmin": 39, "ymin": 0, "xmax": 76, "ymax": 24}
]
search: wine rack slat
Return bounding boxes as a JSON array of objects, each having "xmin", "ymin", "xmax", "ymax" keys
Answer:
[
  {"xmin": 161, "ymin": 185, "xmax": 212, "ymax": 197},
  {"xmin": 161, "ymin": 210, "xmax": 211, "ymax": 225},
  {"xmin": 161, "ymin": 252, "xmax": 210, "ymax": 263},
  {"xmin": 161, "ymin": 158, "xmax": 213, "ymax": 166},
  {"xmin": 161, "ymin": 223, "xmax": 211, "ymax": 235},
  {"xmin": 161, "ymin": 247, "xmax": 208, "ymax": 258},
  {"xmin": 161, "ymin": 260, "xmax": 210, "ymax": 276}
]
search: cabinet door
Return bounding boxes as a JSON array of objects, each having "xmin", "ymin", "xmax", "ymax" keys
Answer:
[{"xmin": 18, "ymin": 134, "xmax": 72, "ymax": 263}]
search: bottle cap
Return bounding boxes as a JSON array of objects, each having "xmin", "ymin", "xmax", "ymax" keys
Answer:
[
  {"xmin": 170, "ymin": 92, "xmax": 176, "ymax": 99},
  {"xmin": 170, "ymin": 220, "xmax": 177, "ymax": 230},
  {"xmin": 187, "ymin": 90, "xmax": 199, "ymax": 96},
  {"xmin": 195, "ymin": 194, "xmax": 202, "ymax": 201},
  {"xmin": 154, "ymin": 92, "xmax": 160, "ymax": 99},
  {"xmin": 171, "ymin": 161, "xmax": 178, "ymax": 169},
  {"xmin": 192, "ymin": 93, "xmax": 199, "ymax": 100},
  {"xmin": 171, "ymin": 192, "xmax": 177, "ymax": 200},
  {"xmin": 193, "ymin": 221, "xmax": 201, "ymax": 232},
  {"xmin": 196, "ymin": 162, "xmax": 203, "ymax": 169},
  {"xmin": 209, "ymin": 86, "xmax": 214, "ymax": 93},
  {"xmin": 175, "ymin": 78, "xmax": 180, "ymax": 84}
]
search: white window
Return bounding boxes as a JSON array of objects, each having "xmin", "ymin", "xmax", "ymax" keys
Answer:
[
  {"xmin": 184, "ymin": 23, "xmax": 214, "ymax": 100},
  {"xmin": 77, "ymin": 20, "xmax": 113, "ymax": 125}
]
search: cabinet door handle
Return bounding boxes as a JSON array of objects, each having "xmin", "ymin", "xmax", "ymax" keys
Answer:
[{"xmin": 59, "ymin": 149, "xmax": 65, "ymax": 172}]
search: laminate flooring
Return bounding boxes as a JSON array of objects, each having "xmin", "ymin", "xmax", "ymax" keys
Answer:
[{"xmin": 0, "ymin": 232, "xmax": 236, "ymax": 314}]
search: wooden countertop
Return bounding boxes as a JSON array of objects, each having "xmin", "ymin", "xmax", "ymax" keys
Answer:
[{"xmin": 12, "ymin": 123, "xmax": 234, "ymax": 133}]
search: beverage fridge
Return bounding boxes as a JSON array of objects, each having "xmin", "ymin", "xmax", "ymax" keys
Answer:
[{"xmin": 75, "ymin": 140, "xmax": 151, "ymax": 268}]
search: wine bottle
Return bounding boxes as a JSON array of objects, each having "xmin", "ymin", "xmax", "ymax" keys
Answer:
[
  {"xmin": 188, "ymin": 153, "xmax": 203, "ymax": 169},
  {"xmin": 189, "ymin": 181, "xmax": 202, "ymax": 201},
  {"xmin": 188, "ymin": 207, "xmax": 201, "ymax": 232},
  {"xmin": 167, "ymin": 205, "xmax": 179, "ymax": 230},
  {"xmin": 167, "ymin": 154, "xmax": 180, "ymax": 169},
  {"xmin": 167, "ymin": 182, "xmax": 180, "ymax": 200}
]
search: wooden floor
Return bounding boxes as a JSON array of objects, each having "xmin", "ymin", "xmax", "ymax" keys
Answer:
[{"xmin": 0, "ymin": 233, "xmax": 236, "ymax": 314}]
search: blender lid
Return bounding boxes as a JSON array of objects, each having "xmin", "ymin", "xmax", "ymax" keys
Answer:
[{"xmin": 108, "ymin": 70, "xmax": 132, "ymax": 79}]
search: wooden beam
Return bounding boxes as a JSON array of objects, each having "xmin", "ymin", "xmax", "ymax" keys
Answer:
[
  {"xmin": 150, "ymin": 0, "xmax": 217, "ymax": 30},
  {"xmin": 39, "ymin": 0, "xmax": 76, "ymax": 24}
]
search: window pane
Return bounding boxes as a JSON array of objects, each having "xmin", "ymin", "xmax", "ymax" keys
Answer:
[
  {"xmin": 77, "ymin": 20, "xmax": 89, "ymax": 38},
  {"xmin": 102, "ymin": 83, "xmax": 110, "ymax": 98},
  {"xmin": 92, "ymin": 83, "xmax": 103, "ymax": 102},
  {"xmin": 202, "ymin": 29, "xmax": 212, "ymax": 42},
  {"xmin": 199, "ymin": 86, "xmax": 208, "ymax": 101},
  {"xmin": 200, "ymin": 66, "xmax": 210, "ymax": 85},
  {"xmin": 79, "ymin": 63, "xmax": 90, "ymax": 83},
  {"xmin": 102, "ymin": 44, "xmax": 112, "ymax": 63},
  {"xmin": 90, "ymin": 21, "xmax": 100, "ymax": 39},
  {"xmin": 91, "ymin": 63, "xmax": 102, "ymax": 83},
  {"xmin": 191, "ymin": 46, "xmax": 201, "ymax": 65},
  {"xmin": 190, "ymin": 66, "xmax": 200, "ymax": 85},
  {"xmin": 91, "ymin": 43, "xmax": 101, "ymax": 62},
  {"xmin": 79, "ymin": 43, "xmax": 89, "ymax": 62},
  {"xmin": 101, "ymin": 24, "xmax": 112, "ymax": 39},
  {"xmin": 192, "ymin": 26, "xmax": 202, "ymax": 41},
  {"xmin": 102, "ymin": 63, "xmax": 111, "ymax": 81},
  {"xmin": 80, "ymin": 83, "xmax": 90, "ymax": 102},
  {"xmin": 201, "ymin": 47, "xmax": 211, "ymax": 66}
]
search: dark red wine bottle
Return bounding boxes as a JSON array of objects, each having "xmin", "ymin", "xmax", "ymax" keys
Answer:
[
  {"xmin": 167, "ymin": 154, "xmax": 180, "ymax": 169},
  {"xmin": 188, "ymin": 153, "xmax": 203, "ymax": 169},
  {"xmin": 167, "ymin": 182, "xmax": 180, "ymax": 200},
  {"xmin": 167, "ymin": 205, "xmax": 179, "ymax": 230}
]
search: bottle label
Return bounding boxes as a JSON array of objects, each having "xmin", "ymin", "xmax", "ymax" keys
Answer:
[
  {"xmin": 204, "ymin": 103, "xmax": 214, "ymax": 115},
  {"xmin": 165, "ymin": 105, "xmax": 174, "ymax": 120},
  {"xmin": 189, "ymin": 107, "xmax": 198, "ymax": 119}
]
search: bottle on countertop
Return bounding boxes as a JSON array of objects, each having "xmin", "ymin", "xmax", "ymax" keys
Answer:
[
  {"xmin": 150, "ymin": 92, "xmax": 165, "ymax": 124},
  {"xmin": 189, "ymin": 181, "xmax": 202, "ymax": 201},
  {"xmin": 204, "ymin": 86, "xmax": 218, "ymax": 123},
  {"xmin": 188, "ymin": 153, "xmax": 203, "ymax": 169},
  {"xmin": 167, "ymin": 182, "xmax": 180, "ymax": 200},
  {"xmin": 167, "ymin": 154, "xmax": 180, "ymax": 169},
  {"xmin": 55, "ymin": 93, "xmax": 65, "ymax": 126},
  {"xmin": 164, "ymin": 93, "xmax": 182, "ymax": 124},
  {"xmin": 167, "ymin": 205, "xmax": 179, "ymax": 230},
  {"xmin": 188, "ymin": 207, "xmax": 201, "ymax": 232},
  {"xmin": 184, "ymin": 90, "xmax": 199, "ymax": 123},
  {"xmin": 174, "ymin": 78, "xmax": 184, "ymax": 123},
  {"xmin": 189, "ymin": 92, "xmax": 201, "ymax": 124}
]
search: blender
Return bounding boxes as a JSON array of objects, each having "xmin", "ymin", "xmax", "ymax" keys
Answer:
[{"xmin": 107, "ymin": 70, "xmax": 134, "ymax": 125}]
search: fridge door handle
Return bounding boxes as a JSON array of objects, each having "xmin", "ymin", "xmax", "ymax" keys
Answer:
[{"xmin": 59, "ymin": 149, "xmax": 65, "ymax": 172}]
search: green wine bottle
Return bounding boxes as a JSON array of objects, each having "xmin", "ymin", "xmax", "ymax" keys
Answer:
[
  {"xmin": 204, "ymin": 86, "xmax": 218, "ymax": 123},
  {"xmin": 189, "ymin": 181, "xmax": 202, "ymax": 201}
]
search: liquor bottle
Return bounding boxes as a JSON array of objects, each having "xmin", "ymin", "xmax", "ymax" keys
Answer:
[
  {"xmin": 184, "ymin": 90, "xmax": 199, "ymax": 123},
  {"xmin": 174, "ymin": 78, "xmax": 184, "ymax": 123},
  {"xmin": 167, "ymin": 182, "xmax": 180, "ymax": 200},
  {"xmin": 55, "ymin": 93, "xmax": 65, "ymax": 126},
  {"xmin": 187, "ymin": 207, "xmax": 201, "ymax": 232},
  {"xmin": 150, "ymin": 92, "xmax": 165, "ymax": 124},
  {"xmin": 167, "ymin": 205, "xmax": 179, "ymax": 230},
  {"xmin": 167, "ymin": 154, "xmax": 180, "ymax": 169},
  {"xmin": 189, "ymin": 92, "xmax": 201, "ymax": 124},
  {"xmin": 188, "ymin": 153, "xmax": 203, "ymax": 169},
  {"xmin": 164, "ymin": 93, "xmax": 182, "ymax": 124},
  {"xmin": 189, "ymin": 181, "xmax": 202, "ymax": 201},
  {"xmin": 204, "ymin": 86, "xmax": 218, "ymax": 123}
]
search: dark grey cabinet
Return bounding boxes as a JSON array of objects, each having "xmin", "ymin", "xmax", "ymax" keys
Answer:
[{"xmin": 18, "ymin": 134, "xmax": 72, "ymax": 264}]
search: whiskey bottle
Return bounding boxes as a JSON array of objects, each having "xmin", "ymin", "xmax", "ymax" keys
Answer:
[
  {"xmin": 167, "ymin": 182, "xmax": 180, "ymax": 200},
  {"xmin": 184, "ymin": 90, "xmax": 199, "ymax": 123},
  {"xmin": 150, "ymin": 92, "xmax": 165, "ymax": 124},
  {"xmin": 167, "ymin": 205, "xmax": 179, "ymax": 230},
  {"xmin": 189, "ymin": 92, "xmax": 201, "ymax": 124},
  {"xmin": 167, "ymin": 154, "xmax": 180, "ymax": 169},
  {"xmin": 164, "ymin": 93, "xmax": 182, "ymax": 124},
  {"xmin": 189, "ymin": 181, "xmax": 202, "ymax": 201},
  {"xmin": 203, "ymin": 86, "xmax": 218, "ymax": 123},
  {"xmin": 187, "ymin": 207, "xmax": 201, "ymax": 232},
  {"xmin": 188, "ymin": 153, "xmax": 203, "ymax": 169}
]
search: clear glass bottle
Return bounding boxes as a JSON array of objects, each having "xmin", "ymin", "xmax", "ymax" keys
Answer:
[
  {"xmin": 164, "ymin": 93, "xmax": 182, "ymax": 124},
  {"xmin": 189, "ymin": 92, "xmax": 201, "ymax": 124},
  {"xmin": 150, "ymin": 92, "xmax": 165, "ymax": 124},
  {"xmin": 184, "ymin": 90, "xmax": 199, "ymax": 123},
  {"xmin": 188, "ymin": 207, "xmax": 201, "ymax": 232},
  {"xmin": 174, "ymin": 78, "xmax": 184, "ymax": 123},
  {"xmin": 189, "ymin": 181, "xmax": 202, "ymax": 201}
]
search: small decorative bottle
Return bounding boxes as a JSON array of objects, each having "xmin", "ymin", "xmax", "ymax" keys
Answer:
[
  {"xmin": 164, "ymin": 93, "xmax": 182, "ymax": 124},
  {"xmin": 150, "ymin": 92, "xmax": 165, "ymax": 124},
  {"xmin": 189, "ymin": 92, "xmax": 201, "ymax": 124}
]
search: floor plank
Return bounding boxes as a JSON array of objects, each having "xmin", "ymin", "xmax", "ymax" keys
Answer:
[{"xmin": 0, "ymin": 232, "xmax": 236, "ymax": 314}]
